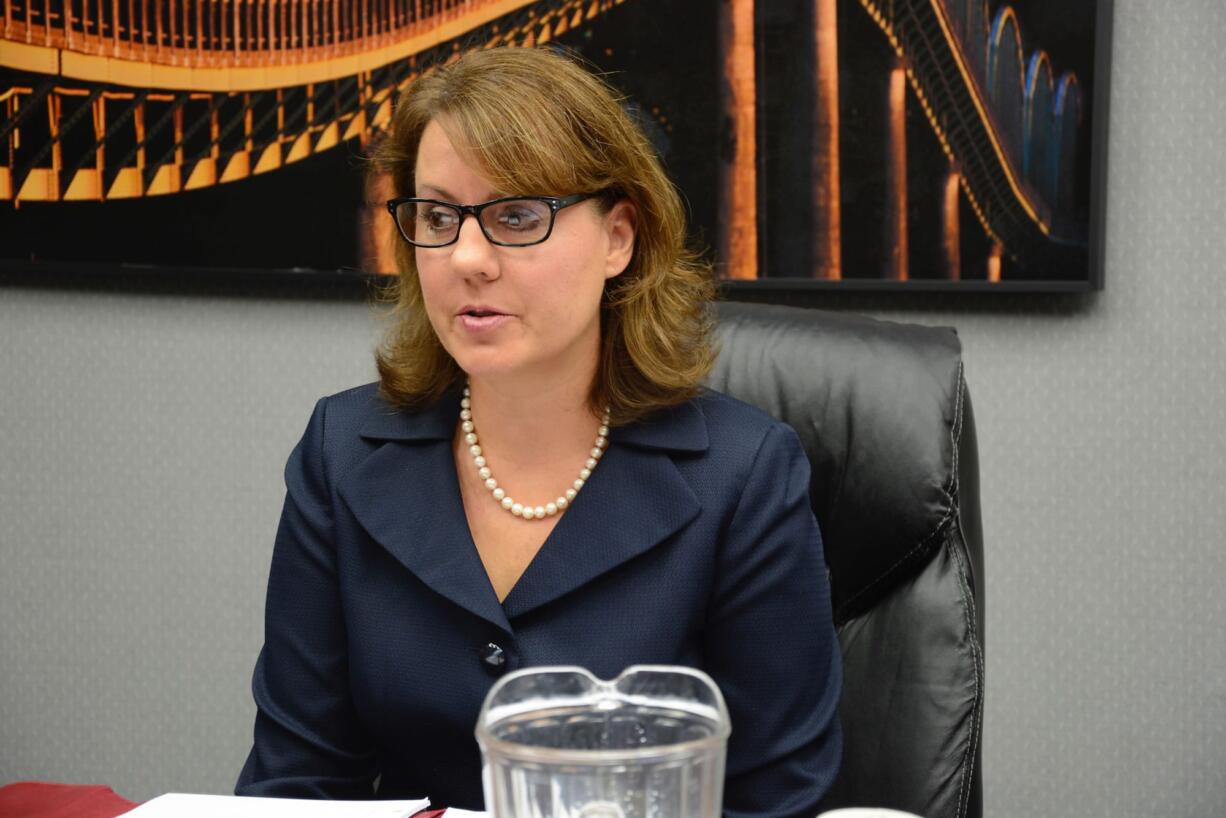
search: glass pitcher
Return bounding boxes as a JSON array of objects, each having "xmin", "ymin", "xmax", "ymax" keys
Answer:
[{"xmin": 476, "ymin": 665, "xmax": 731, "ymax": 818}]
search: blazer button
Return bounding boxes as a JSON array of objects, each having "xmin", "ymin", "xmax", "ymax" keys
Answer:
[{"xmin": 482, "ymin": 642, "xmax": 507, "ymax": 674}]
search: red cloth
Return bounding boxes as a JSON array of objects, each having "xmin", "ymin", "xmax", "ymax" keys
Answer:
[
  {"xmin": 0, "ymin": 782, "xmax": 138, "ymax": 818},
  {"xmin": 0, "ymin": 784, "xmax": 448, "ymax": 818}
]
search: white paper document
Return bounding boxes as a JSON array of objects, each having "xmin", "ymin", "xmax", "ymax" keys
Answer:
[
  {"xmin": 443, "ymin": 810, "xmax": 489, "ymax": 818},
  {"xmin": 120, "ymin": 793, "xmax": 431, "ymax": 818}
]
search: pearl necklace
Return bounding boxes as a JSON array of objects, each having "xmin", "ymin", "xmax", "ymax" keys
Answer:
[{"xmin": 461, "ymin": 385, "xmax": 611, "ymax": 521}]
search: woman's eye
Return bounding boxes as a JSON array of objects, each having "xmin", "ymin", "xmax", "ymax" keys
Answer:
[
  {"xmin": 421, "ymin": 208, "xmax": 458, "ymax": 231},
  {"xmin": 497, "ymin": 206, "xmax": 543, "ymax": 231}
]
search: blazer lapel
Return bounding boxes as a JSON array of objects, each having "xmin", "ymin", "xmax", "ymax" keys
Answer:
[
  {"xmin": 501, "ymin": 400, "xmax": 708, "ymax": 620},
  {"xmin": 336, "ymin": 390, "xmax": 513, "ymax": 635},
  {"xmin": 336, "ymin": 391, "xmax": 712, "ymax": 629}
]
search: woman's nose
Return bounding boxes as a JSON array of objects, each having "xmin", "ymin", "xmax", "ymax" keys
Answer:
[{"xmin": 449, "ymin": 214, "xmax": 500, "ymax": 280}]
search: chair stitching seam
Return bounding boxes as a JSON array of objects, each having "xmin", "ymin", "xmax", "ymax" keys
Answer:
[
  {"xmin": 947, "ymin": 370, "xmax": 981, "ymax": 818},
  {"xmin": 837, "ymin": 360, "xmax": 965, "ymax": 619},
  {"xmin": 949, "ymin": 517, "xmax": 985, "ymax": 818}
]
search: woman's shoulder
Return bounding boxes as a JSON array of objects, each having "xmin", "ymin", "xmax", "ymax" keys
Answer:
[
  {"xmin": 692, "ymin": 387, "xmax": 800, "ymax": 451},
  {"xmin": 306, "ymin": 382, "xmax": 390, "ymax": 439},
  {"xmin": 315, "ymin": 381, "xmax": 386, "ymax": 421},
  {"xmin": 643, "ymin": 390, "xmax": 812, "ymax": 516},
  {"xmin": 312, "ymin": 382, "xmax": 455, "ymax": 431},
  {"xmin": 626, "ymin": 387, "xmax": 806, "ymax": 474},
  {"xmin": 298, "ymin": 382, "xmax": 457, "ymax": 464},
  {"xmin": 693, "ymin": 387, "xmax": 776, "ymax": 426}
]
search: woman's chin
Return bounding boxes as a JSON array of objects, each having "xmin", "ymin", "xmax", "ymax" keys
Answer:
[{"xmin": 450, "ymin": 351, "xmax": 525, "ymax": 381}]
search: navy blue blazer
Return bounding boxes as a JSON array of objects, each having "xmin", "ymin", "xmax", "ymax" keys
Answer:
[{"xmin": 236, "ymin": 383, "xmax": 842, "ymax": 818}]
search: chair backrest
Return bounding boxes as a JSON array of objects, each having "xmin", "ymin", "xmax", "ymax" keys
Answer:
[{"xmin": 706, "ymin": 301, "xmax": 984, "ymax": 818}]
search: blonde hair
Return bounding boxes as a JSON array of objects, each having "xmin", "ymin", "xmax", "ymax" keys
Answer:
[{"xmin": 373, "ymin": 46, "xmax": 715, "ymax": 426}]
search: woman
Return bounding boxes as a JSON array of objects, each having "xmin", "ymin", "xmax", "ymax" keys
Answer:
[{"xmin": 237, "ymin": 46, "xmax": 842, "ymax": 818}]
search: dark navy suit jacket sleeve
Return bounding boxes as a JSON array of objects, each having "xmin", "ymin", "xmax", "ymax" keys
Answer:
[
  {"xmin": 237, "ymin": 398, "xmax": 380, "ymax": 798},
  {"xmin": 706, "ymin": 423, "xmax": 842, "ymax": 818}
]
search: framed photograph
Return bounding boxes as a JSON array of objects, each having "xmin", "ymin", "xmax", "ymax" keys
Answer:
[{"xmin": 1, "ymin": 0, "xmax": 1111, "ymax": 292}]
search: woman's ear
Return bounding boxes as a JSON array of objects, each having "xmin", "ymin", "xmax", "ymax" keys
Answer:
[{"xmin": 603, "ymin": 200, "xmax": 637, "ymax": 279}]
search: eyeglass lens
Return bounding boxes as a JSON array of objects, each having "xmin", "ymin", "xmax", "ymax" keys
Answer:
[{"xmin": 398, "ymin": 199, "xmax": 554, "ymax": 247}]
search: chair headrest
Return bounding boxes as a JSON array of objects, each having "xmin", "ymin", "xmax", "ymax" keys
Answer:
[{"xmin": 707, "ymin": 301, "xmax": 967, "ymax": 623}]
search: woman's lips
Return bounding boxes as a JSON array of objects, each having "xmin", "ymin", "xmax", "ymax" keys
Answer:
[{"xmin": 457, "ymin": 312, "xmax": 513, "ymax": 333}]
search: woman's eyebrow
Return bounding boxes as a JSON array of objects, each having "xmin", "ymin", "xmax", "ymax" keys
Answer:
[
  {"xmin": 414, "ymin": 184, "xmax": 510, "ymax": 202},
  {"xmin": 415, "ymin": 183, "xmax": 455, "ymax": 200}
]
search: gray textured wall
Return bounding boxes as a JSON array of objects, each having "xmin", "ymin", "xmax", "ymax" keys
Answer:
[{"xmin": 3, "ymin": 0, "xmax": 1225, "ymax": 814}]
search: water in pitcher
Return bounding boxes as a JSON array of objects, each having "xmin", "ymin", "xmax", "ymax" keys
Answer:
[{"xmin": 477, "ymin": 667, "xmax": 730, "ymax": 818}]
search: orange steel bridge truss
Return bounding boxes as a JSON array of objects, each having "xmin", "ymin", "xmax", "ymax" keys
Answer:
[{"xmin": 1, "ymin": 0, "xmax": 621, "ymax": 203}]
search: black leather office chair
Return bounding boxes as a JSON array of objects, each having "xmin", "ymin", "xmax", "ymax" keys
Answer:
[{"xmin": 707, "ymin": 301, "xmax": 984, "ymax": 818}]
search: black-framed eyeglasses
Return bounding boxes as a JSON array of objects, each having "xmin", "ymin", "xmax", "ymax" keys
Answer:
[{"xmin": 386, "ymin": 192, "xmax": 604, "ymax": 248}]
